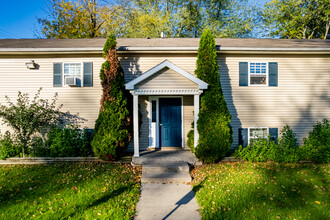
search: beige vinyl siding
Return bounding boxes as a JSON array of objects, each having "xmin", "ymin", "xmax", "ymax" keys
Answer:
[
  {"xmin": 219, "ymin": 54, "xmax": 330, "ymax": 146},
  {"xmin": 183, "ymin": 96, "xmax": 194, "ymax": 148},
  {"xmin": 0, "ymin": 57, "xmax": 103, "ymax": 132},
  {"xmin": 136, "ymin": 67, "xmax": 198, "ymax": 90},
  {"xmin": 138, "ymin": 95, "xmax": 149, "ymax": 151},
  {"xmin": 1, "ymin": 52, "xmax": 329, "ymax": 150}
]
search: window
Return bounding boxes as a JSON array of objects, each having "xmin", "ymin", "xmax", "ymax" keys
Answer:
[
  {"xmin": 63, "ymin": 63, "xmax": 82, "ymax": 86},
  {"xmin": 249, "ymin": 62, "xmax": 267, "ymax": 85},
  {"xmin": 248, "ymin": 127, "xmax": 268, "ymax": 144},
  {"xmin": 239, "ymin": 62, "xmax": 278, "ymax": 87}
]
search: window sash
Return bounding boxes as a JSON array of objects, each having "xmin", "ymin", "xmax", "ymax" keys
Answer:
[
  {"xmin": 248, "ymin": 127, "xmax": 269, "ymax": 144},
  {"xmin": 248, "ymin": 62, "xmax": 268, "ymax": 86},
  {"xmin": 63, "ymin": 62, "xmax": 83, "ymax": 87}
]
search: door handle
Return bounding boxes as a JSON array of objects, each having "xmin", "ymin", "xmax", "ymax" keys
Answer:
[{"xmin": 159, "ymin": 123, "xmax": 163, "ymax": 127}]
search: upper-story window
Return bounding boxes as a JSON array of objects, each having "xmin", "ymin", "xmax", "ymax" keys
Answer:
[
  {"xmin": 53, "ymin": 62, "xmax": 93, "ymax": 87},
  {"xmin": 239, "ymin": 62, "xmax": 278, "ymax": 87},
  {"xmin": 63, "ymin": 63, "xmax": 82, "ymax": 87},
  {"xmin": 249, "ymin": 62, "xmax": 267, "ymax": 85}
]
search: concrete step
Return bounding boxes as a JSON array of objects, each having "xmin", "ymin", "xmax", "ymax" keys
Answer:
[
  {"xmin": 141, "ymin": 172, "xmax": 191, "ymax": 183},
  {"xmin": 142, "ymin": 162, "xmax": 189, "ymax": 173}
]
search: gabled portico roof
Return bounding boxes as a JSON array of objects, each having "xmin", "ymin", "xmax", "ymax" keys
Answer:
[{"xmin": 125, "ymin": 60, "xmax": 208, "ymax": 90}]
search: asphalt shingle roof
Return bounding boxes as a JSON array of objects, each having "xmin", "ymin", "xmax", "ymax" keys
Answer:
[{"xmin": 0, "ymin": 38, "xmax": 329, "ymax": 49}]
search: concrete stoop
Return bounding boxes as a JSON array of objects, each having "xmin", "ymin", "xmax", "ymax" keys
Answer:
[
  {"xmin": 132, "ymin": 150, "xmax": 202, "ymax": 166},
  {"xmin": 142, "ymin": 162, "xmax": 191, "ymax": 184}
]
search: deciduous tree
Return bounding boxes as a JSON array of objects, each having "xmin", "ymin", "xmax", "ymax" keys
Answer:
[{"xmin": 263, "ymin": 0, "xmax": 330, "ymax": 39}]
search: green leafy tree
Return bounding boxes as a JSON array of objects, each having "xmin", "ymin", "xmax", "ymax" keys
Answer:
[
  {"xmin": 37, "ymin": 0, "xmax": 112, "ymax": 38},
  {"xmin": 263, "ymin": 0, "xmax": 330, "ymax": 39},
  {"xmin": 91, "ymin": 34, "xmax": 131, "ymax": 160},
  {"xmin": 37, "ymin": 0, "xmax": 260, "ymax": 38},
  {"xmin": 193, "ymin": 29, "xmax": 232, "ymax": 163},
  {"xmin": 0, "ymin": 88, "xmax": 68, "ymax": 156}
]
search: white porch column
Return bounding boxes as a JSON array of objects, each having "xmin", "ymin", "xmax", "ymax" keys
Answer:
[
  {"xmin": 133, "ymin": 94, "xmax": 139, "ymax": 157},
  {"xmin": 194, "ymin": 93, "xmax": 200, "ymax": 148}
]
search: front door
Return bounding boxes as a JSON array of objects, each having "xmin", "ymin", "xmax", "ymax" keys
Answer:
[{"xmin": 159, "ymin": 98, "xmax": 182, "ymax": 147}]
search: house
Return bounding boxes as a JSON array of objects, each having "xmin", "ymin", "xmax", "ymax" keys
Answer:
[{"xmin": 0, "ymin": 38, "xmax": 329, "ymax": 157}]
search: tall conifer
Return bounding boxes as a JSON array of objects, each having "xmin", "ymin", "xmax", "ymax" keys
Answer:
[
  {"xmin": 91, "ymin": 34, "xmax": 131, "ymax": 160},
  {"xmin": 194, "ymin": 29, "xmax": 232, "ymax": 163}
]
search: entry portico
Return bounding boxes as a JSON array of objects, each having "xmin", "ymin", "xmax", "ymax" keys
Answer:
[{"xmin": 125, "ymin": 60, "xmax": 208, "ymax": 157}]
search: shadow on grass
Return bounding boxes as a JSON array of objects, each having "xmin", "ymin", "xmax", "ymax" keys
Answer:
[
  {"xmin": 193, "ymin": 163, "xmax": 329, "ymax": 220},
  {"xmin": 63, "ymin": 185, "xmax": 134, "ymax": 219},
  {"xmin": 0, "ymin": 163, "xmax": 138, "ymax": 218}
]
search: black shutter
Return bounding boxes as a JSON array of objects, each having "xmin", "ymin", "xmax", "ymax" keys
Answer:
[
  {"xmin": 239, "ymin": 128, "xmax": 248, "ymax": 147},
  {"xmin": 53, "ymin": 63, "xmax": 62, "ymax": 87},
  {"xmin": 269, "ymin": 62, "xmax": 278, "ymax": 87},
  {"xmin": 239, "ymin": 62, "xmax": 248, "ymax": 86},
  {"xmin": 83, "ymin": 62, "xmax": 93, "ymax": 87},
  {"xmin": 269, "ymin": 128, "xmax": 278, "ymax": 144}
]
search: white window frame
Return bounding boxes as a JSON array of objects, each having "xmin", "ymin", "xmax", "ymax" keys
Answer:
[
  {"xmin": 248, "ymin": 62, "xmax": 268, "ymax": 86},
  {"xmin": 62, "ymin": 62, "xmax": 84, "ymax": 87},
  {"xmin": 248, "ymin": 127, "xmax": 269, "ymax": 145}
]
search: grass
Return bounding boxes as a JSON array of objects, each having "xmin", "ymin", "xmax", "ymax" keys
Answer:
[
  {"xmin": 191, "ymin": 162, "xmax": 329, "ymax": 220},
  {"xmin": 0, "ymin": 163, "xmax": 141, "ymax": 219}
]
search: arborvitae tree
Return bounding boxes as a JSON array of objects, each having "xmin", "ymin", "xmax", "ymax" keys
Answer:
[
  {"xmin": 193, "ymin": 29, "xmax": 232, "ymax": 163},
  {"xmin": 91, "ymin": 34, "xmax": 131, "ymax": 160}
]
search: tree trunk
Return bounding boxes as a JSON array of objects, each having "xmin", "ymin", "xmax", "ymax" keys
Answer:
[
  {"xmin": 302, "ymin": 27, "xmax": 307, "ymax": 39},
  {"xmin": 325, "ymin": 18, "xmax": 329, "ymax": 39}
]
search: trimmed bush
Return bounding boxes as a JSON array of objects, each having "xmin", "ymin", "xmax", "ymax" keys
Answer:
[
  {"xmin": 187, "ymin": 130, "xmax": 194, "ymax": 152},
  {"xmin": 302, "ymin": 119, "xmax": 329, "ymax": 163},
  {"xmin": 192, "ymin": 29, "xmax": 232, "ymax": 163},
  {"xmin": 0, "ymin": 131, "xmax": 18, "ymax": 160},
  {"xmin": 234, "ymin": 125, "xmax": 301, "ymax": 163},
  {"xmin": 234, "ymin": 137, "xmax": 276, "ymax": 162},
  {"xmin": 45, "ymin": 126, "xmax": 93, "ymax": 157},
  {"xmin": 29, "ymin": 126, "xmax": 93, "ymax": 157},
  {"xmin": 91, "ymin": 34, "xmax": 131, "ymax": 160}
]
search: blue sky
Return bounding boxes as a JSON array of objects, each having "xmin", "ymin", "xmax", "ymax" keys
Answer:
[{"xmin": 0, "ymin": 0, "xmax": 47, "ymax": 39}]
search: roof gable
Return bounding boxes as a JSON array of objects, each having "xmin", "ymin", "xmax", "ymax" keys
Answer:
[{"xmin": 125, "ymin": 60, "xmax": 208, "ymax": 90}]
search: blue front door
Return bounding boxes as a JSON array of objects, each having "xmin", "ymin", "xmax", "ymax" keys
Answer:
[{"xmin": 159, "ymin": 98, "xmax": 182, "ymax": 147}]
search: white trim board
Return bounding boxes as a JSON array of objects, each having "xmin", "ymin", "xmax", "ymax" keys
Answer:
[{"xmin": 125, "ymin": 60, "xmax": 208, "ymax": 90}]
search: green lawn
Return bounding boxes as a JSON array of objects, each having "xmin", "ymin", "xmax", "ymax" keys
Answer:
[
  {"xmin": 0, "ymin": 163, "xmax": 141, "ymax": 219},
  {"xmin": 191, "ymin": 162, "xmax": 329, "ymax": 220}
]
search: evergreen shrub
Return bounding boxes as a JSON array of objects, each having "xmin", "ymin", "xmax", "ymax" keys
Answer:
[
  {"xmin": 91, "ymin": 34, "xmax": 131, "ymax": 160},
  {"xmin": 45, "ymin": 126, "xmax": 93, "ymax": 157},
  {"xmin": 234, "ymin": 137, "xmax": 276, "ymax": 162},
  {"xmin": 187, "ymin": 130, "xmax": 194, "ymax": 152},
  {"xmin": 302, "ymin": 119, "xmax": 329, "ymax": 163},
  {"xmin": 234, "ymin": 126, "xmax": 302, "ymax": 163},
  {"xmin": 191, "ymin": 29, "xmax": 232, "ymax": 163}
]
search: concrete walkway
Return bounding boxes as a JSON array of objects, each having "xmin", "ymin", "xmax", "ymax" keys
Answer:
[{"xmin": 134, "ymin": 150, "xmax": 201, "ymax": 220}]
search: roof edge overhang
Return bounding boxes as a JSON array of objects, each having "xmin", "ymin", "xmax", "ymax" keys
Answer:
[
  {"xmin": 0, "ymin": 46, "xmax": 329, "ymax": 55},
  {"xmin": 125, "ymin": 60, "xmax": 208, "ymax": 90}
]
